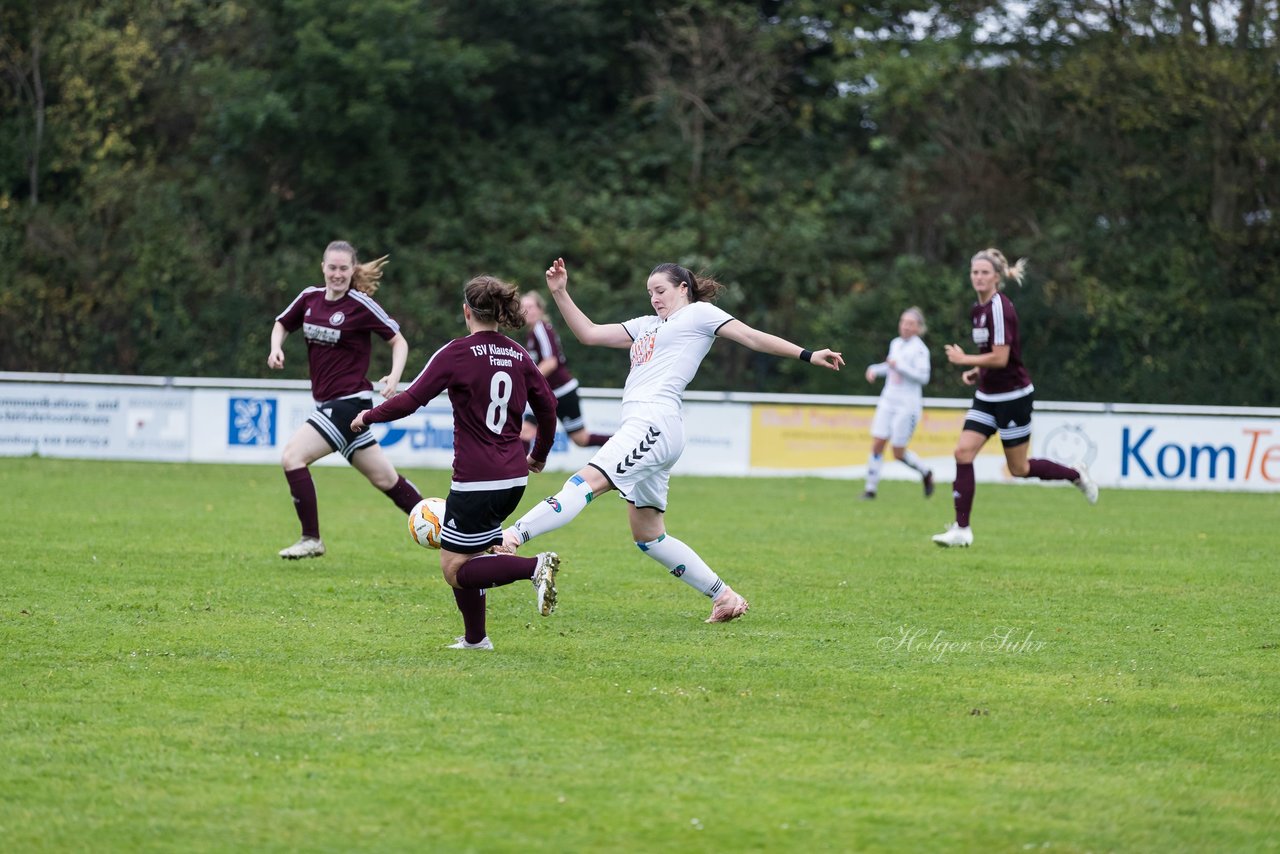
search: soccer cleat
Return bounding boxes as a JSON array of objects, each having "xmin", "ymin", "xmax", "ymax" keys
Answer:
[
  {"xmin": 923, "ymin": 471, "xmax": 935, "ymax": 498},
  {"xmin": 932, "ymin": 523, "xmax": 973, "ymax": 548},
  {"xmin": 1073, "ymin": 464, "xmax": 1099, "ymax": 505},
  {"xmin": 448, "ymin": 635, "xmax": 494, "ymax": 651},
  {"xmin": 279, "ymin": 537, "xmax": 325, "ymax": 559},
  {"xmin": 861, "ymin": 490, "xmax": 877, "ymax": 501},
  {"xmin": 533, "ymin": 552, "xmax": 560, "ymax": 616},
  {"xmin": 706, "ymin": 588, "xmax": 750, "ymax": 623}
]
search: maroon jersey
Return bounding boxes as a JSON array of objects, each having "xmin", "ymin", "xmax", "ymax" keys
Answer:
[
  {"xmin": 363, "ymin": 331, "xmax": 557, "ymax": 487},
  {"xmin": 971, "ymin": 291, "xmax": 1033, "ymax": 399},
  {"xmin": 524, "ymin": 319, "xmax": 578, "ymax": 397},
  {"xmin": 276, "ymin": 287, "xmax": 401, "ymax": 402}
]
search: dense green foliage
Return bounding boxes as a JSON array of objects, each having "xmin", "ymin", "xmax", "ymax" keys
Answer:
[
  {"xmin": 2, "ymin": 1, "xmax": 1276, "ymax": 403},
  {"xmin": 2, "ymin": 458, "xmax": 1278, "ymax": 849}
]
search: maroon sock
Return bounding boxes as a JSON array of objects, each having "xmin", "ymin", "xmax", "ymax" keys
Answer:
[
  {"xmin": 452, "ymin": 587, "xmax": 487, "ymax": 644},
  {"xmin": 954, "ymin": 462, "xmax": 975, "ymax": 528},
  {"xmin": 382, "ymin": 475, "xmax": 423, "ymax": 514},
  {"xmin": 455, "ymin": 554, "xmax": 538, "ymax": 590},
  {"xmin": 587, "ymin": 433, "xmax": 612, "ymax": 447},
  {"xmin": 284, "ymin": 467, "xmax": 320, "ymax": 539},
  {"xmin": 1026, "ymin": 458, "xmax": 1079, "ymax": 482}
]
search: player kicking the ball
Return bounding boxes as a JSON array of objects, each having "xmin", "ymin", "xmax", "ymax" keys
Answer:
[{"xmin": 499, "ymin": 257, "xmax": 843, "ymax": 623}]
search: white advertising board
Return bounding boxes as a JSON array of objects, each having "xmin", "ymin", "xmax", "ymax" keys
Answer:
[
  {"xmin": 3, "ymin": 375, "xmax": 1276, "ymax": 492},
  {"xmin": 1032, "ymin": 411, "xmax": 1280, "ymax": 492},
  {"xmin": 0, "ymin": 383, "xmax": 190, "ymax": 461},
  {"xmin": 185, "ymin": 388, "xmax": 749, "ymax": 477}
]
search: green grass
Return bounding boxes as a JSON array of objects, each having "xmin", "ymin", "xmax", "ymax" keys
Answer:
[{"xmin": 1, "ymin": 457, "xmax": 1277, "ymax": 852}]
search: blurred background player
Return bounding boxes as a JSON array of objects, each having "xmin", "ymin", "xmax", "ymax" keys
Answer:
[
  {"xmin": 862, "ymin": 306, "xmax": 934, "ymax": 500},
  {"xmin": 518, "ymin": 289, "xmax": 612, "ymax": 451},
  {"xmin": 267, "ymin": 240, "xmax": 423, "ymax": 559},
  {"xmin": 932, "ymin": 248, "xmax": 1098, "ymax": 548},
  {"xmin": 500, "ymin": 258, "xmax": 843, "ymax": 623},
  {"xmin": 353, "ymin": 275, "xmax": 559, "ymax": 651}
]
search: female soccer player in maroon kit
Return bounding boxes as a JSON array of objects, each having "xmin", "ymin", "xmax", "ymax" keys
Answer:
[
  {"xmin": 267, "ymin": 241, "xmax": 424, "ymax": 559},
  {"xmin": 352, "ymin": 275, "xmax": 560, "ymax": 651},
  {"xmin": 932, "ymin": 247, "xmax": 1098, "ymax": 548}
]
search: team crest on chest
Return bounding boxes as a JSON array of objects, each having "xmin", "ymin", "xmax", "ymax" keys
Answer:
[{"xmin": 329, "ymin": 311, "xmax": 346, "ymax": 326}]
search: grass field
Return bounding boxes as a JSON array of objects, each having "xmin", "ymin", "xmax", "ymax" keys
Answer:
[{"xmin": 1, "ymin": 457, "xmax": 1277, "ymax": 852}]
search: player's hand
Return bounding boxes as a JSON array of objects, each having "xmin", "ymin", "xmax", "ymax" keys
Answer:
[
  {"xmin": 267, "ymin": 349, "xmax": 285, "ymax": 370},
  {"xmin": 812, "ymin": 349, "xmax": 844, "ymax": 371},
  {"xmin": 864, "ymin": 367, "xmax": 877, "ymax": 383},
  {"xmin": 961, "ymin": 367, "xmax": 980, "ymax": 386},
  {"xmin": 350, "ymin": 412, "xmax": 368, "ymax": 433},
  {"xmin": 527, "ymin": 455, "xmax": 546, "ymax": 474},
  {"xmin": 944, "ymin": 343, "xmax": 968, "ymax": 365},
  {"xmin": 545, "ymin": 257, "xmax": 568, "ymax": 294},
  {"xmin": 376, "ymin": 375, "xmax": 398, "ymax": 398}
]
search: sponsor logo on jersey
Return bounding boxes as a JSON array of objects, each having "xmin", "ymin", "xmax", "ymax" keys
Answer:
[
  {"xmin": 303, "ymin": 322, "xmax": 341, "ymax": 345},
  {"xmin": 630, "ymin": 332, "xmax": 657, "ymax": 367}
]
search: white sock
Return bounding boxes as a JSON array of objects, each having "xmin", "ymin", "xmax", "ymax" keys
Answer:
[
  {"xmin": 865, "ymin": 453, "xmax": 883, "ymax": 492},
  {"xmin": 636, "ymin": 533, "xmax": 725, "ymax": 599},
  {"xmin": 900, "ymin": 449, "xmax": 928, "ymax": 474},
  {"xmin": 509, "ymin": 473, "xmax": 594, "ymax": 545}
]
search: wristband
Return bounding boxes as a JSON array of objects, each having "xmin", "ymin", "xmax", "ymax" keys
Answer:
[{"xmin": 799, "ymin": 349, "xmax": 814, "ymax": 363}]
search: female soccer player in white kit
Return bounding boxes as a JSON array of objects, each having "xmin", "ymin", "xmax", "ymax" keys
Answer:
[
  {"xmin": 862, "ymin": 307, "xmax": 934, "ymax": 500},
  {"xmin": 501, "ymin": 258, "xmax": 844, "ymax": 623}
]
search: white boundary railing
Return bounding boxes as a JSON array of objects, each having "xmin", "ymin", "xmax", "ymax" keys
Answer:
[{"xmin": 2, "ymin": 372, "xmax": 1278, "ymax": 491}]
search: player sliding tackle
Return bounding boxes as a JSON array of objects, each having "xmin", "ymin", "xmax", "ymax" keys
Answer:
[{"xmin": 500, "ymin": 257, "xmax": 844, "ymax": 623}]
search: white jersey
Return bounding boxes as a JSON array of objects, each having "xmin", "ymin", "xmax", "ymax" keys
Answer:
[
  {"xmin": 867, "ymin": 335, "xmax": 930, "ymax": 407},
  {"xmin": 620, "ymin": 302, "xmax": 734, "ymax": 417}
]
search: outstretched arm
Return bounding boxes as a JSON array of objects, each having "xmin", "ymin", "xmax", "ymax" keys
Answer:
[
  {"xmin": 716, "ymin": 319, "xmax": 844, "ymax": 370},
  {"xmin": 544, "ymin": 257, "xmax": 632, "ymax": 349}
]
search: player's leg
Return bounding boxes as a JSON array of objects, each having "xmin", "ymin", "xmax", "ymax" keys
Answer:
[
  {"xmin": 278, "ymin": 421, "xmax": 335, "ymax": 558},
  {"xmin": 503, "ymin": 416, "xmax": 662, "ymax": 550},
  {"xmin": 890, "ymin": 408, "xmax": 933, "ymax": 498},
  {"xmin": 628, "ymin": 475, "xmax": 748, "ymax": 623},
  {"xmin": 350, "ymin": 443, "xmax": 422, "ymax": 513},
  {"xmin": 1003, "ymin": 399, "xmax": 1097, "ymax": 503},
  {"xmin": 865, "ymin": 435, "xmax": 888, "ymax": 499},
  {"xmin": 932, "ymin": 425, "xmax": 989, "ymax": 548},
  {"xmin": 864, "ymin": 401, "xmax": 893, "ymax": 499}
]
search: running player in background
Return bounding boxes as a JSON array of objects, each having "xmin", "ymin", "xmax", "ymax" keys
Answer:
[
  {"xmin": 932, "ymin": 248, "xmax": 1098, "ymax": 548},
  {"xmin": 353, "ymin": 275, "xmax": 560, "ymax": 651},
  {"xmin": 500, "ymin": 258, "xmax": 844, "ymax": 623},
  {"xmin": 862, "ymin": 306, "xmax": 934, "ymax": 500},
  {"xmin": 267, "ymin": 240, "xmax": 423, "ymax": 560},
  {"xmin": 518, "ymin": 290, "xmax": 612, "ymax": 450}
]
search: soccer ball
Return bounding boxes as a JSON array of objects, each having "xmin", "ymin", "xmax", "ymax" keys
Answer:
[{"xmin": 408, "ymin": 497, "xmax": 447, "ymax": 550}]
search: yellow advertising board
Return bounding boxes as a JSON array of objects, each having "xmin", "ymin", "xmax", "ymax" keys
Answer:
[{"xmin": 749, "ymin": 404, "xmax": 999, "ymax": 470}]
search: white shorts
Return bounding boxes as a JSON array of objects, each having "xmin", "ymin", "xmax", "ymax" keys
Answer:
[
  {"xmin": 870, "ymin": 399, "xmax": 921, "ymax": 447},
  {"xmin": 587, "ymin": 411, "xmax": 684, "ymax": 511}
]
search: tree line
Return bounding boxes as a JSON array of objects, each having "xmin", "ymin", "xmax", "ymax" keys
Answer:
[{"xmin": 2, "ymin": 0, "xmax": 1276, "ymax": 404}]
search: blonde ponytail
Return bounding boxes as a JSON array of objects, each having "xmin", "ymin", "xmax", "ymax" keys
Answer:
[{"xmin": 972, "ymin": 248, "xmax": 1028, "ymax": 288}]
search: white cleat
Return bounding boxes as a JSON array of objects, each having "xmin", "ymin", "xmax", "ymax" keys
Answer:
[
  {"xmin": 279, "ymin": 537, "xmax": 325, "ymax": 559},
  {"xmin": 448, "ymin": 635, "xmax": 494, "ymax": 650},
  {"xmin": 1073, "ymin": 464, "xmax": 1099, "ymax": 505},
  {"xmin": 533, "ymin": 552, "xmax": 560, "ymax": 616},
  {"xmin": 932, "ymin": 523, "xmax": 974, "ymax": 548}
]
